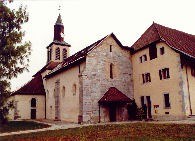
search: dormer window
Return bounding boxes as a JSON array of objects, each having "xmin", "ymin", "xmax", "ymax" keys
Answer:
[
  {"xmin": 55, "ymin": 47, "xmax": 60, "ymax": 60},
  {"xmin": 63, "ymin": 48, "xmax": 67, "ymax": 61},
  {"xmin": 149, "ymin": 43, "xmax": 157, "ymax": 60}
]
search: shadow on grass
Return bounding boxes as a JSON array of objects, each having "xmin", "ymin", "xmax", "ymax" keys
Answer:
[{"xmin": 0, "ymin": 121, "xmax": 50, "ymax": 133}]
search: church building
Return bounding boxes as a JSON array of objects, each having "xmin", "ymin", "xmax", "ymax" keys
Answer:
[{"xmin": 9, "ymin": 15, "xmax": 195, "ymax": 123}]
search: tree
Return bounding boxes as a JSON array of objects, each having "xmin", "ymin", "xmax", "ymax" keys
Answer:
[{"xmin": 0, "ymin": 1, "xmax": 31, "ymax": 124}]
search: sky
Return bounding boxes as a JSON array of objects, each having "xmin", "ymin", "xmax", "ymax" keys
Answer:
[{"xmin": 8, "ymin": 0, "xmax": 195, "ymax": 91}]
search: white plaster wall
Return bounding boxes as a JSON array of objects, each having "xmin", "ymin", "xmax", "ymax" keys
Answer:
[
  {"xmin": 45, "ymin": 62, "xmax": 85, "ymax": 123},
  {"xmin": 8, "ymin": 95, "xmax": 45, "ymax": 120},
  {"xmin": 182, "ymin": 65, "xmax": 195, "ymax": 115},
  {"xmin": 132, "ymin": 42, "xmax": 185, "ymax": 120}
]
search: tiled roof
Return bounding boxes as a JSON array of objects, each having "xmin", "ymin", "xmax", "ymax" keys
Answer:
[
  {"xmin": 33, "ymin": 61, "xmax": 60, "ymax": 77},
  {"xmin": 46, "ymin": 33, "xmax": 131, "ymax": 79},
  {"xmin": 47, "ymin": 40, "xmax": 71, "ymax": 48},
  {"xmin": 131, "ymin": 22, "xmax": 195, "ymax": 58},
  {"xmin": 12, "ymin": 74, "xmax": 46, "ymax": 96},
  {"xmin": 98, "ymin": 87, "xmax": 132, "ymax": 104}
]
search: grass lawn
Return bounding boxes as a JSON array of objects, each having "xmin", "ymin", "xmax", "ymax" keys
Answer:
[
  {"xmin": 0, "ymin": 121, "xmax": 50, "ymax": 133},
  {"xmin": 0, "ymin": 122, "xmax": 195, "ymax": 141}
]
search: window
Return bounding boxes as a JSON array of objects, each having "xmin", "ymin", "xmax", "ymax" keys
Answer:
[
  {"xmin": 191, "ymin": 67, "xmax": 195, "ymax": 77},
  {"xmin": 164, "ymin": 93, "xmax": 171, "ymax": 108},
  {"xmin": 31, "ymin": 98, "xmax": 36, "ymax": 107},
  {"xmin": 55, "ymin": 47, "xmax": 60, "ymax": 60},
  {"xmin": 73, "ymin": 84, "xmax": 76, "ymax": 96},
  {"xmin": 110, "ymin": 63, "xmax": 113, "ymax": 79},
  {"xmin": 142, "ymin": 73, "xmax": 151, "ymax": 84},
  {"xmin": 140, "ymin": 54, "xmax": 147, "ymax": 63},
  {"xmin": 160, "ymin": 47, "xmax": 165, "ymax": 55},
  {"xmin": 63, "ymin": 48, "xmax": 67, "ymax": 61},
  {"xmin": 159, "ymin": 68, "xmax": 170, "ymax": 80},
  {"xmin": 149, "ymin": 43, "xmax": 157, "ymax": 60},
  {"xmin": 62, "ymin": 86, "xmax": 65, "ymax": 97},
  {"xmin": 110, "ymin": 45, "xmax": 112, "ymax": 52}
]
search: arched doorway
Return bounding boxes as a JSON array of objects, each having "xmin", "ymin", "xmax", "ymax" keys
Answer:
[{"xmin": 31, "ymin": 98, "xmax": 36, "ymax": 119}]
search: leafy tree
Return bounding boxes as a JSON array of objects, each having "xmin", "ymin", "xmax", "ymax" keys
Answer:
[{"xmin": 0, "ymin": 0, "xmax": 31, "ymax": 124}]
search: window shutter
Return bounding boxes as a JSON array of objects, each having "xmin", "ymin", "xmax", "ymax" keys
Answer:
[
  {"xmin": 142, "ymin": 74, "xmax": 145, "ymax": 83},
  {"xmin": 167, "ymin": 68, "xmax": 170, "ymax": 78},
  {"xmin": 148, "ymin": 73, "xmax": 151, "ymax": 82},
  {"xmin": 159, "ymin": 70, "xmax": 162, "ymax": 80}
]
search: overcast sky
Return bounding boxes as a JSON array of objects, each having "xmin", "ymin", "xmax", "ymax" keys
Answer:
[{"xmin": 9, "ymin": 0, "xmax": 195, "ymax": 91}]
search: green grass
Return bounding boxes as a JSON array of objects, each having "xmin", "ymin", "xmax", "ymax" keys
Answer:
[
  {"xmin": 0, "ymin": 121, "xmax": 50, "ymax": 133},
  {"xmin": 0, "ymin": 123, "xmax": 195, "ymax": 141}
]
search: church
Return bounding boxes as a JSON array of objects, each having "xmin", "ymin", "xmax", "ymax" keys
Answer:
[{"xmin": 9, "ymin": 14, "xmax": 195, "ymax": 123}]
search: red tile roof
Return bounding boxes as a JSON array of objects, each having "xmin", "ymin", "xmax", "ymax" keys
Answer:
[
  {"xmin": 98, "ymin": 87, "xmax": 132, "ymax": 104},
  {"xmin": 46, "ymin": 33, "xmax": 131, "ymax": 78},
  {"xmin": 131, "ymin": 23, "xmax": 195, "ymax": 58},
  {"xmin": 12, "ymin": 74, "xmax": 46, "ymax": 96},
  {"xmin": 33, "ymin": 61, "xmax": 60, "ymax": 77}
]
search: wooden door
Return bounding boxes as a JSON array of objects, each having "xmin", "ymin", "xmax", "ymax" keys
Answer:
[
  {"xmin": 31, "ymin": 109, "xmax": 36, "ymax": 119},
  {"xmin": 109, "ymin": 104, "xmax": 116, "ymax": 122}
]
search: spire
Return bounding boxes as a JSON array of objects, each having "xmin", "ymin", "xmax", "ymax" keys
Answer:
[{"xmin": 55, "ymin": 14, "xmax": 63, "ymax": 25}]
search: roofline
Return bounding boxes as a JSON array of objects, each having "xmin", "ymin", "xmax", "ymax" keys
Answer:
[
  {"xmin": 46, "ymin": 41, "xmax": 71, "ymax": 49},
  {"xmin": 45, "ymin": 57, "xmax": 86, "ymax": 79},
  {"xmin": 11, "ymin": 93, "xmax": 45, "ymax": 96}
]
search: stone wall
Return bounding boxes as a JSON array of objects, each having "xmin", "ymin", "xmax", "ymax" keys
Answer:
[{"xmin": 81, "ymin": 35, "xmax": 133, "ymax": 123}]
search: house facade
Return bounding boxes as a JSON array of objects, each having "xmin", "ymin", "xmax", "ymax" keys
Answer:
[{"xmin": 9, "ymin": 15, "xmax": 195, "ymax": 123}]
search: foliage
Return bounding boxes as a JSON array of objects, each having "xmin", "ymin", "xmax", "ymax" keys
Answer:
[
  {"xmin": 0, "ymin": 123, "xmax": 194, "ymax": 141},
  {"xmin": 0, "ymin": 0, "xmax": 31, "ymax": 124},
  {"xmin": 127, "ymin": 100, "xmax": 146, "ymax": 121},
  {"xmin": 127, "ymin": 99, "xmax": 138, "ymax": 120},
  {"xmin": 0, "ymin": 121, "xmax": 50, "ymax": 133}
]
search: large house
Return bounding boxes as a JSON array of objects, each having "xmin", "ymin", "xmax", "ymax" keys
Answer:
[{"xmin": 9, "ymin": 15, "xmax": 195, "ymax": 123}]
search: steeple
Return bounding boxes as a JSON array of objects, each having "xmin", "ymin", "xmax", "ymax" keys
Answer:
[
  {"xmin": 55, "ymin": 14, "xmax": 63, "ymax": 25},
  {"xmin": 54, "ymin": 14, "xmax": 64, "ymax": 42}
]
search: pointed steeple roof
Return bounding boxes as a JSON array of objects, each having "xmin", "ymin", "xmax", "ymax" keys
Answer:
[{"xmin": 55, "ymin": 14, "xmax": 63, "ymax": 25}]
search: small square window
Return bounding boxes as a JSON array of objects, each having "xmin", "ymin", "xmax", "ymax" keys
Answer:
[
  {"xmin": 139, "ymin": 54, "xmax": 147, "ymax": 63},
  {"xmin": 159, "ymin": 68, "xmax": 170, "ymax": 80},
  {"xmin": 142, "ymin": 73, "xmax": 151, "ymax": 84},
  {"xmin": 160, "ymin": 47, "xmax": 165, "ymax": 55}
]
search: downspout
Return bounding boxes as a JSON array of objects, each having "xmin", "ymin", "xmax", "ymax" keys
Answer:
[{"xmin": 185, "ymin": 65, "xmax": 192, "ymax": 115}]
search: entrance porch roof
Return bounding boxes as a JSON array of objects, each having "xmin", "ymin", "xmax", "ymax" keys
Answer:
[{"xmin": 98, "ymin": 87, "xmax": 132, "ymax": 104}]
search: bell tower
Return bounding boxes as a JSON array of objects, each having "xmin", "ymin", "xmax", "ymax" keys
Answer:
[{"xmin": 46, "ymin": 14, "xmax": 71, "ymax": 63}]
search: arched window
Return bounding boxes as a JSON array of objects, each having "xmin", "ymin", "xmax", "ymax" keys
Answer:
[
  {"xmin": 55, "ymin": 47, "xmax": 60, "ymax": 60},
  {"xmin": 31, "ymin": 98, "xmax": 36, "ymax": 107},
  {"xmin": 72, "ymin": 84, "xmax": 76, "ymax": 96},
  {"xmin": 62, "ymin": 86, "xmax": 65, "ymax": 97},
  {"xmin": 110, "ymin": 63, "xmax": 113, "ymax": 79},
  {"xmin": 63, "ymin": 49, "xmax": 67, "ymax": 61}
]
